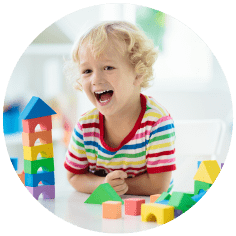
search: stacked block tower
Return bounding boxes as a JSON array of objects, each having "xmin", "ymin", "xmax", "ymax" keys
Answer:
[{"xmin": 20, "ymin": 96, "xmax": 57, "ymax": 200}]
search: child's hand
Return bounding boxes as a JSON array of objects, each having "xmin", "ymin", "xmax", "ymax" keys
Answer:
[{"xmin": 104, "ymin": 170, "xmax": 128, "ymax": 195}]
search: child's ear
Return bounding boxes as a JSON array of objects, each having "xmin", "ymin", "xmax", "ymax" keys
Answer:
[{"xmin": 133, "ymin": 74, "xmax": 144, "ymax": 86}]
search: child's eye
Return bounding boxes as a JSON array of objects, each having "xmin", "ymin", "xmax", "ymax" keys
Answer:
[
  {"xmin": 104, "ymin": 66, "xmax": 114, "ymax": 71},
  {"xmin": 83, "ymin": 69, "xmax": 92, "ymax": 74}
]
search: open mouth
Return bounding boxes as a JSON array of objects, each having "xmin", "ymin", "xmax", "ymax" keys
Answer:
[{"xmin": 94, "ymin": 90, "xmax": 114, "ymax": 103}]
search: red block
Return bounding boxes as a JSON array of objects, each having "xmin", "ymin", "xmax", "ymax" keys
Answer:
[
  {"xmin": 22, "ymin": 116, "xmax": 52, "ymax": 133},
  {"xmin": 124, "ymin": 198, "xmax": 145, "ymax": 216}
]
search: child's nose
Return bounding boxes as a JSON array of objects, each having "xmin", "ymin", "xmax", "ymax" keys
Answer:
[{"xmin": 92, "ymin": 70, "xmax": 105, "ymax": 85}]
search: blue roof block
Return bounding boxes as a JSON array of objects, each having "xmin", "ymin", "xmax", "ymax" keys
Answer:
[{"xmin": 20, "ymin": 96, "xmax": 57, "ymax": 120}]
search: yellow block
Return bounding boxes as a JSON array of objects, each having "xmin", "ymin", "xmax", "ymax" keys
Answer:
[
  {"xmin": 141, "ymin": 203, "xmax": 174, "ymax": 225},
  {"xmin": 23, "ymin": 143, "xmax": 54, "ymax": 161},
  {"xmin": 194, "ymin": 160, "xmax": 221, "ymax": 184}
]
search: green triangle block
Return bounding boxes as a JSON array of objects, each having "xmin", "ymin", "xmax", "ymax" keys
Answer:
[
  {"xmin": 84, "ymin": 183, "xmax": 124, "ymax": 204},
  {"xmin": 155, "ymin": 192, "xmax": 171, "ymax": 203},
  {"xmin": 168, "ymin": 192, "xmax": 196, "ymax": 213}
]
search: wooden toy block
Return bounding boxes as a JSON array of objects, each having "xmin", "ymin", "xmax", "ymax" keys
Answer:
[
  {"xmin": 157, "ymin": 200, "xmax": 169, "ymax": 205},
  {"xmin": 23, "ymin": 143, "xmax": 54, "ymax": 161},
  {"xmin": 155, "ymin": 192, "xmax": 171, "ymax": 203},
  {"xmin": 22, "ymin": 130, "xmax": 52, "ymax": 147},
  {"xmin": 194, "ymin": 180, "xmax": 212, "ymax": 195},
  {"xmin": 18, "ymin": 170, "xmax": 25, "ymax": 185},
  {"xmin": 141, "ymin": 203, "xmax": 174, "ymax": 225},
  {"xmin": 102, "ymin": 201, "xmax": 122, "ymax": 219},
  {"xmin": 168, "ymin": 192, "xmax": 196, "ymax": 213},
  {"xmin": 26, "ymin": 185, "xmax": 55, "ymax": 200},
  {"xmin": 191, "ymin": 189, "xmax": 206, "ymax": 202},
  {"xmin": 194, "ymin": 160, "xmax": 221, "ymax": 184},
  {"xmin": 150, "ymin": 194, "xmax": 161, "ymax": 203},
  {"xmin": 221, "ymin": 163, "xmax": 224, "ymax": 169},
  {"xmin": 84, "ymin": 183, "xmax": 124, "ymax": 204},
  {"xmin": 124, "ymin": 198, "xmax": 145, "ymax": 216},
  {"xmin": 20, "ymin": 96, "xmax": 56, "ymax": 120},
  {"xmin": 22, "ymin": 116, "xmax": 52, "ymax": 133},
  {"xmin": 25, "ymin": 171, "xmax": 55, "ymax": 187},
  {"xmin": 24, "ymin": 157, "xmax": 54, "ymax": 174}
]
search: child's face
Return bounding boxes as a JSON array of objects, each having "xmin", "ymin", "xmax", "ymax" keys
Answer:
[{"xmin": 79, "ymin": 40, "xmax": 142, "ymax": 117}]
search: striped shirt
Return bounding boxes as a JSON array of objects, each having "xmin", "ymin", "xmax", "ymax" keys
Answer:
[{"xmin": 64, "ymin": 93, "xmax": 176, "ymax": 178}]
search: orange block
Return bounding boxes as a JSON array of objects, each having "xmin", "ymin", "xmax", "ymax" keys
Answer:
[
  {"xmin": 22, "ymin": 130, "xmax": 52, "ymax": 147},
  {"xmin": 150, "ymin": 194, "xmax": 161, "ymax": 203},
  {"xmin": 18, "ymin": 171, "xmax": 25, "ymax": 185},
  {"xmin": 102, "ymin": 201, "xmax": 122, "ymax": 219}
]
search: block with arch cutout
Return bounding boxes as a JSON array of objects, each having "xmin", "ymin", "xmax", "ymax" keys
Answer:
[
  {"xmin": 23, "ymin": 143, "xmax": 54, "ymax": 161},
  {"xmin": 24, "ymin": 157, "xmax": 54, "ymax": 174},
  {"xmin": 22, "ymin": 130, "xmax": 52, "ymax": 147},
  {"xmin": 26, "ymin": 185, "xmax": 55, "ymax": 200},
  {"xmin": 22, "ymin": 116, "xmax": 52, "ymax": 133},
  {"xmin": 25, "ymin": 171, "xmax": 55, "ymax": 187},
  {"xmin": 141, "ymin": 203, "xmax": 174, "ymax": 225}
]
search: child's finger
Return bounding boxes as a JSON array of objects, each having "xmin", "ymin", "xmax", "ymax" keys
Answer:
[
  {"xmin": 111, "ymin": 170, "xmax": 128, "ymax": 180},
  {"xmin": 111, "ymin": 178, "xmax": 125, "ymax": 187},
  {"xmin": 116, "ymin": 184, "xmax": 129, "ymax": 196}
]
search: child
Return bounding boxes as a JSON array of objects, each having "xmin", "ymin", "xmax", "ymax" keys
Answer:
[{"xmin": 64, "ymin": 21, "xmax": 176, "ymax": 196}]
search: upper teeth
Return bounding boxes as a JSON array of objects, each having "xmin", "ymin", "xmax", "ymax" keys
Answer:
[{"xmin": 95, "ymin": 90, "xmax": 112, "ymax": 94}]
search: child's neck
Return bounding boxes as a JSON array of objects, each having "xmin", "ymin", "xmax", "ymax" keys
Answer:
[{"xmin": 104, "ymin": 94, "xmax": 142, "ymax": 131}]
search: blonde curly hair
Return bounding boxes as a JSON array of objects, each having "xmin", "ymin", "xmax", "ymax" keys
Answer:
[{"xmin": 64, "ymin": 21, "xmax": 158, "ymax": 91}]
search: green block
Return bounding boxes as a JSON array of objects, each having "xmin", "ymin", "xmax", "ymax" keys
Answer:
[
  {"xmin": 194, "ymin": 180, "xmax": 212, "ymax": 195},
  {"xmin": 84, "ymin": 183, "xmax": 124, "ymax": 205},
  {"xmin": 24, "ymin": 157, "xmax": 54, "ymax": 174},
  {"xmin": 155, "ymin": 192, "xmax": 171, "ymax": 203},
  {"xmin": 168, "ymin": 192, "xmax": 196, "ymax": 213}
]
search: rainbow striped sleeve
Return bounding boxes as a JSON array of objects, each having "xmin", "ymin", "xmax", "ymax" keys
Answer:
[
  {"xmin": 64, "ymin": 121, "xmax": 89, "ymax": 174},
  {"xmin": 146, "ymin": 115, "xmax": 176, "ymax": 174}
]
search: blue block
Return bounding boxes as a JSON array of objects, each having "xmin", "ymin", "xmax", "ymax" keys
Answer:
[
  {"xmin": 174, "ymin": 209, "xmax": 183, "ymax": 218},
  {"xmin": 157, "ymin": 200, "xmax": 169, "ymax": 205},
  {"xmin": 10, "ymin": 157, "xmax": 18, "ymax": 171},
  {"xmin": 20, "ymin": 96, "xmax": 56, "ymax": 120},
  {"xmin": 25, "ymin": 171, "xmax": 55, "ymax": 187},
  {"xmin": 197, "ymin": 161, "xmax": 202, "ymax": 169},
  {"xmin": 191, "ymin": 189, "xmax": 206, "ymax": 202}
]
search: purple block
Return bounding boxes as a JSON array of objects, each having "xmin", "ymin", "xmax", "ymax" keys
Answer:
[
  {"xmin": 221, "ymin": 163, "xmax": 224, "ymax": 169},
  {"xmin": 26, "ymin": 185, "xmax": 55, "ymax": 200},
  {"xmin": 174, "ymin": 209, "xmax": 183, "ymax": 218}
]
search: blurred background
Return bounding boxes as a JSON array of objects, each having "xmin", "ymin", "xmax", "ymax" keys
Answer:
[{"xmin": 3, "ymin": 4, "xmax": 233, "ymax": 192}]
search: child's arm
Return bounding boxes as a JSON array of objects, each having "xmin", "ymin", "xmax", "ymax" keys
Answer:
[
  {"xmin": 67, "ymin": 170, "xmax": 128, "ymax": 195},
  {"xmin": 125, "ymin": 171, "xmax": 172, "ymax": 196}
]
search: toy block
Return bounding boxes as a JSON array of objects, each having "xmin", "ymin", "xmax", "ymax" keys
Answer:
[
  {"xmin": 20, "ymin": 96, "xmax": 56, "ymax": 120},
  {"xmin": 168, "ymin": 192, "xmax": 196, "ymax": 213},
  {"xmin": 10, "ymin": 157, "xmax": 18, "ymax": 171},
  {"xmin": 157, "ymin": 200, "xmax": 169, "ymax": 205},
  {"xmin": 23, "ymin": 143, "xmax": 54, "ymax": 161},
  {"xmin": 102, "ymin": 201, "xmax": 122, "ymax": 219},
  {"xmin": 150, "ymin": 194, "xmax": 161, "ymax": 203},
  {"xmin": 191, "ymin": 189, "xmax": 206, "ymax": 202},
  {"xmin": 197, "ymin": 161, "xmax": 202, "ymax": 169},
  {"xmin": 22, "ymin": 116, "xmax": 52, "ymax": 133},
  {"xmin": 25, "ymin": 171, "xmax": 55, "ymax": 187},
  {"xmin": 194, "ymin": 180, "xmax": 212, "ymax": 195},
  {"xmin": 22, "ymin": 130, "xmax": 52, "ymax": 147},
  {"xmin": 84, "ymin": 183, "xmax": 124, "ymax": 204},
  {"xmin": 18, "ymin": 171, "xmax": 25, "ymax": 185},
  {"xmin": 141, "ymin": 203, "xmax": 174, "ymax": 225},
  {"xmin": 174, "ymin": 209, "xmax": 183, "ymax": 218},
  {"xmin": 124, "ymin": 198, "xmax": 145, "ymax": 216},
  {"xmin": 221, "ymin": 163, "xmax": 224, "ymax": 169},
  {"xmin": 24, "ymin": 157, "xmax": 54, "ymax": 174},
  {"xmin": 155, "ymin": 192, "xmax": 171, "ymax": 203},
  {"xmin": 194, "ymin": 160, "xmax": 221, "ymax": 184},
  {"xmin": 26, "ymin": 185, "xmax": 55, "ymax": 200}
]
